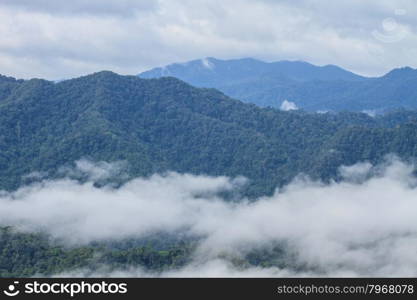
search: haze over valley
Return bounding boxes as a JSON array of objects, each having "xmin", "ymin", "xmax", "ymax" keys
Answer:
[{"xmin": 1, "ymin": 0, "xmax": 417, "ymax": 278}]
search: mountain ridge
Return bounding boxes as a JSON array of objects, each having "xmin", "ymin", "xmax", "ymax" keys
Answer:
[
  {"xmin": 2, "ymin": 71, "xmax": 417, "ymax": 196},
  {"xmin": 140, "ymin": 57, "xmax": 365, "ymax": 83},
  {"xmin": 139, "ymin": 58, "xmax": 417, "ymax": 112}
]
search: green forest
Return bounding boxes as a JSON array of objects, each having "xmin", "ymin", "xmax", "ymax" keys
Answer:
[
  {"xmin": 2, "ymin": 72, "xmax": 417, "ymax": 196},
  {"xmin": 2, "ymin": 72, "xmax": 417, "ymax": 276},
  {"xmin": 0, "ymin": 227, "xmax": 194, "ymax": 277}
]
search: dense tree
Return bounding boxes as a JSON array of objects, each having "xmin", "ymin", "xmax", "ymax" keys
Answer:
[
  {"xmin": 2, "ymin": 71, "xmax": 417, "ymax": 276},
  {"xmin": 0, "ymin": 227, "xmax": 194, "ymax": 277},
  {"xmin": 1, "ymin": 72, "xmax": 417, "ymax": 196}
]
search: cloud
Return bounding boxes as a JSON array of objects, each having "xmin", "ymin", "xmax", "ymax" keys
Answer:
[
  {"xmin": 0, "ymin": 0, "xmax": 158, "ymax": 17},
  {"xmin": 201, "ymin": 57, "xmax": 214, "ymax": 69},
  {"xmin": 59, "ymin": 159, "xmax": 128, "ymax": 182},
  {"xmin": 1, "ymin": 0, "xmax": 417, "ymax": 79},
  {"xmin": 56, "ymin": 259, "xmax": 309, "ymax": 278},
  {"xmin": 339, "ymin": 161, "xmax": 373, "ymax": 182},
  {"xmin": 2, "ymin": 157, "xmax": 417, "ymax": 276},
  {"xmin": 280, "ymin": 100, "xmax": 298, "ymax": 111},
  {"xmin": 362, "ymin": 110, "xmax": 377, "ymax": 117}
]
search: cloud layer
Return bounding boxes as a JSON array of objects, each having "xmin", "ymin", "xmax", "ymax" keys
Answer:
[
  {"xmin": 2, "ymin": 158, "xmax": 417, "ymax": 276},
  {"xmin": 1, "ymin": 0, "xmax": 417, "ymax": 79}
]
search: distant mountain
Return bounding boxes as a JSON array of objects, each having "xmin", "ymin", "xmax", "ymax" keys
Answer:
[
  {"xmin": 140, "ymin": 57, "xmax": 363, "ymax": 85},
  {"xmin": 139, "ymin": 58, "xmax": 417, "ymax": 112},
  {"xmin": 2, "ymin": 71, "xmax": 417, "ymax": 196}
]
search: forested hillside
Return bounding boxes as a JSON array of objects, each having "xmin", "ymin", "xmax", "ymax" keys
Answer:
[
  {"xmin": 0, "ymin": 227, "xmax": 194, "ymax": 277},
  {"xmin": 2, "ymin": 72, "xmax": 417, "ymax": 196},
  {"xmin": 2, "ymin": 71, "xmax": 417, "ymax": 277}
]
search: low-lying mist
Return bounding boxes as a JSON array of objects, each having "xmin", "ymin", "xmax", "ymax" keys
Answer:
[{"xmin": 1, "ymin": 157, "xmax": 417, "ymax": 277}]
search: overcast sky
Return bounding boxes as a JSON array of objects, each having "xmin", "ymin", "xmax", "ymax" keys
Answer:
[{"xmin": 1, "ymin": 0, "xmax": 417, "ymax": 79}]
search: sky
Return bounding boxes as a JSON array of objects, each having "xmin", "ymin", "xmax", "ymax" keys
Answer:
[
  {"xmin": 0, "ymin": 0, "xmax": 417, "ymax": 79},
  {"xmin": 3, "ymin": 157, "xmax": 417, "ymax": 276}
]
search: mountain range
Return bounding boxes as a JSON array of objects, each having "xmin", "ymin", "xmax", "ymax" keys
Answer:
[
  {"xmin": 3, "ymin": 70, "xmax": 417, "ymax": 276},
  {"xmin": 139, "ymin": 57, "xmax": 417, "ymax": 113},
  {"xmin": 2, "ymin": 71, "xmax": 417, "ymax": 196}
]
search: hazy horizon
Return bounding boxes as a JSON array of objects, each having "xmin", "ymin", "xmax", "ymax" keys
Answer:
[{"xmin": 1, "ymin": 0, "xmax": 417, "ymax": 80}]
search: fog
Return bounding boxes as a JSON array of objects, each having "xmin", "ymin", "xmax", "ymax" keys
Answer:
[
  {"xmin": 2, "ymin": 157, "xmax": 417, "ymax": 276},
  {"xmin": 56, "ymin": 259, "xmax": 310, "ymax": 278},
  {"xmin": 280, "ymin": 100, "xmax": 298, "ymax": 111}
]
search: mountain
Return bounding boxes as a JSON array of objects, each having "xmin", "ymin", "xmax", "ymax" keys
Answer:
[
  {"xmin": 140, "ymin": 57, "xmax": 363, "ymax": 85},
  {"xmin": 2, "ymin": 71, "xmax": 417, "ymax": 196},
  {"xmin": 3, "ymin": 71, "xmax": 417, "ymax": 276},
  {"xmin": 139, "ymin": 58, "xmax": 417, "ymax": 112}
]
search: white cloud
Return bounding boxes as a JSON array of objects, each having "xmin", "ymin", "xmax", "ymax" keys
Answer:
[
  {"xmin": 2, "ymin": 158, "xmax": 417, "ymax": 276},
  {"xmin": 61, "ymin": 159, "xmax": 127, "ymax": 182},
  {"xmin": 0, "ymin": 0, "xmax": 158, "ymax": 17},
  {"xmin": 57, "ymin": 260, "xmax": 310, "ymax": 278},
  {"xmin": 1, "ymin": 0, "xmax": 417, "ymax": 79},
  {"xmin": 339, "ymin": 161, "xmax": 373, "ymax": 182},
  {"xmin": 362, "ymin": 110, "xmax": 377, "ymax": 117},
  {"xmin": 201, "ymin": 57, "xmax": 214, "ymax": 69},
  {"xmin": 280, "ymin": 100, "xmax": 298, "ymax": 111}
]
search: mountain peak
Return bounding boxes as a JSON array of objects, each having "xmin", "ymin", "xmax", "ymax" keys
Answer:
[
  {"xmin": 138, "ymin": 57, "xmax": 417, "ymax": 112},
  {"xmin": 383, "ymin": 67, "xmax": 417, "ymax": 78},
  {"xmin": 0, "ymin": 74, "xmax": 22, "ymax": 83},
  {"xmin": 139, "ymin": 57, "xmax": 364, "ymax": 86},
  {"xmin": 72, "ymin": 70, "xmax": 134, "ymax": 85},
  {"xmin": 89, "ymin": 70, "xmax": 119, "ymax": 78}
]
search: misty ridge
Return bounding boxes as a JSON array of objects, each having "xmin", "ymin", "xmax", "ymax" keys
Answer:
[
  {"xmin": 139, "ymin": 57, "xmax": 417, "ymax": 113},
  {"xmin": 2, "ymin": 156, "xmax": 417, "ymax": 277},
  {"xmin": 4, "ymin": 0, "xmax": 417, "ymax": 285},
  {"xmin": 2, "ymin": 70, "xmax": 417, "ymax": 277},
  {"xmin": 4, "ymin": 70, "xmax": 417, "ymax": 199}
]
